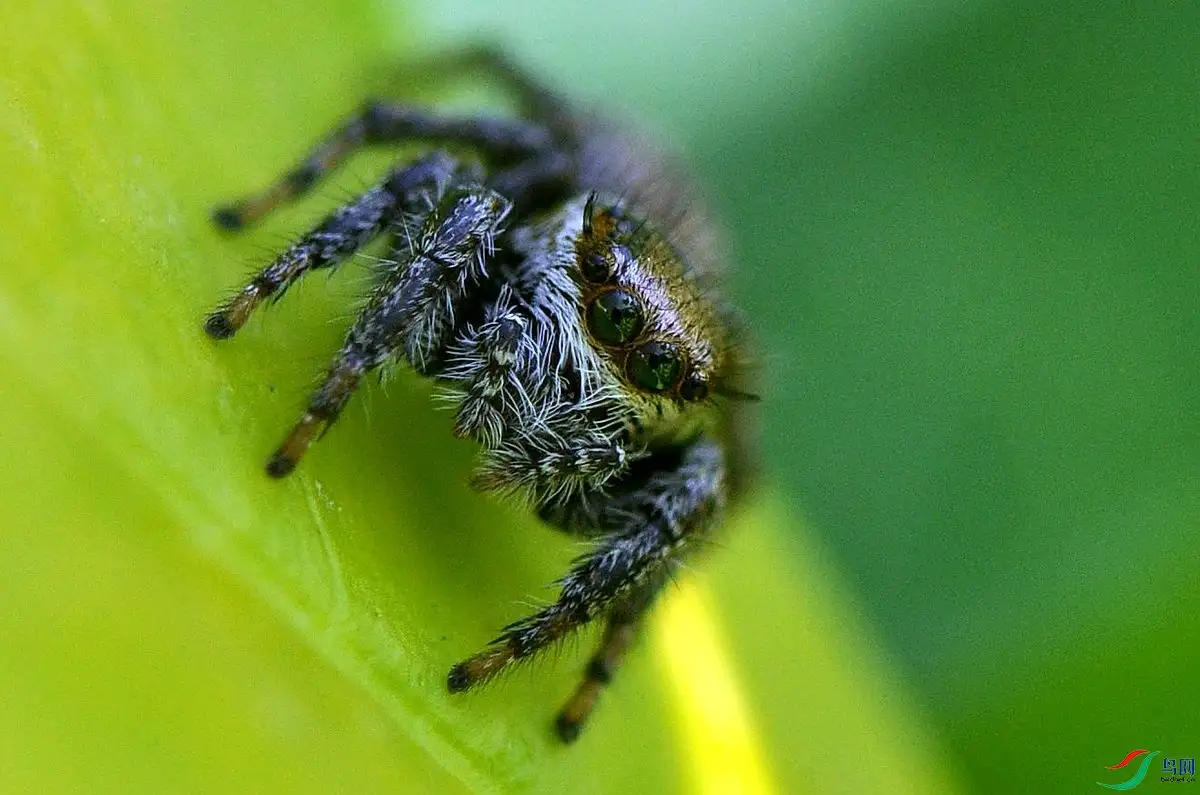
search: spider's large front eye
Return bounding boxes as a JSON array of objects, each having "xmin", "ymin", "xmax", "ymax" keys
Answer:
[
  {"xmin": 628, "ymin": 341, "xmax": 682, "ymax": 393},
  {"xmin": 588, "ymin": 289, "xmax": 644, "ymax": 346}
]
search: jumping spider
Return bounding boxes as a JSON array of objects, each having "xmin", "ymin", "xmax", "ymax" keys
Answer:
[{"xmin": 204, "ymin": 49, "xmax": 756, "ymax": 743}]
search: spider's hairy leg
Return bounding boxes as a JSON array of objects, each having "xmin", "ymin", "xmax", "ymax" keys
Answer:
[
  {"xmin": 454, "ymin": 371, "xmax": 633, "ymax": 495},
  {"xmin": 452, "ymin": 318, "xmax": 630, "ymax": 496},
  {"xmin": 443, "ymin": 287, "xmax": 528, "ymax": 448},
  {"xmin": 448, "ymin": 438, "xmax": 726, "ymax": 741},
  {"xmin": 555, "ymin": 576, "xmax": 663, "ymax": 743},
  {"xmin": 490, "ymin": 151, "xmax": 575, "ymax": 217},
  {"xmin": 212, "ymin": 101, "xmax": 554, "ymax": 230},
  {"xmin": 436, "ymin": 46, "xmax": 577, "ymax": 136},
  {"xmin": 470, "ymin": 425, "xmax": 632, "ymax": 506},
  {"xmin": 266, "ymin": 179, "xmax": 511, "ymax": 477},
  {"xmin": 204, "ymin": 152, "xmax": 458, "ymax": 339}
]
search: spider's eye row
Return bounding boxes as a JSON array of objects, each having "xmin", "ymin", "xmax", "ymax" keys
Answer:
[
  {"xmin": 628, "ymin": 341, "xmax": 683, "ymax": 393},
  {"xmin": 588, "ymin": 289, "xmax": 644, "ymax": 346}
]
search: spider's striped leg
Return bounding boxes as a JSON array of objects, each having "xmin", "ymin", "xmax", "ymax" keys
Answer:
[
  {"xmin": 204, "ymin": 151, "xmax": 457, "ymax": 340},
  {"xmin": 448, "ymin": 438, "xmax": 726, "ymax": 742},
  {"xmin": 554, "ymin": 575, "xmax": 663, "ymax": 743},
  {"xmin": 266, "ymin": 180, "xmax": 511, "ymax": 476},
  {"xmin": 212, "ymin": 101, "xmax": 552, "ymax": 230}
]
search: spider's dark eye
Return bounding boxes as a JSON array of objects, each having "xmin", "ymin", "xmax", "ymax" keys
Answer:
[
  {"xmin": 588, "ymin": 289, "xmax": 644, "ymax": 346},
  {"xmin": 679, "ymin": 370, "xmax": 709, "ymax": 401},
  {"xmin": 581, "ymin": 251, "xmax": 609, "ymax": 282},
  {"xmin": 628, "ymin": 341, "xmax": 682, "ymax": 393}
]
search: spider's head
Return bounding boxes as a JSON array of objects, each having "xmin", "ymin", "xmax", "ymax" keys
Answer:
[{"xmin": 571, "ymin": 194, "xmax": 734, "ymax": 431}]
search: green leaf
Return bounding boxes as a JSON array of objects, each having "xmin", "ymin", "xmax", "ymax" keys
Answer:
[{"xmin": 0, "ymin": 1, "xmax": 963, "ymax": 792}]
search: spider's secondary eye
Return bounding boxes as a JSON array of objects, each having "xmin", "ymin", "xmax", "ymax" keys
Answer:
[
  {"xmin": 628, "ymin": 341, "xmax": 682, "ymax": 393},
  {"xmin": 588, "ymin": 289, "xmax": 644, "ymax": 346},
  {"xmin": 581, "ymin": 251, "xmax": 609, "ymax": 282},
  {"xmin": 679, "ymin": 370, "xmax": 709, "ymax": 401}
]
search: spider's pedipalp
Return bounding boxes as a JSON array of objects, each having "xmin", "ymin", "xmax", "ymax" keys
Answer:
[{"xmin": 446, "ymin": 286, "xmax": 529, "ymax": 446}]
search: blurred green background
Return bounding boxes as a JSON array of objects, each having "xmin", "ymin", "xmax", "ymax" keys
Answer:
[
  {"xmin": 440, "ymin": 0, "xmax": 1200, "ymax": 787},
  {"xmin": 2, "ymin": 0, "xmax": 1196, "ymax": 793}
]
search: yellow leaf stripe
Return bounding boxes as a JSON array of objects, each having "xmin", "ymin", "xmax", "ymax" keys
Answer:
[{"xmin": 655, "ymin": 579, "xmax": 779, "ymax": 795}]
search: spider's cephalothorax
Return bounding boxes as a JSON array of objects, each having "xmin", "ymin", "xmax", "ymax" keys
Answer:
[{"xmin": 204, "ymin": 49, "xmax": 756, "ymax": 743}]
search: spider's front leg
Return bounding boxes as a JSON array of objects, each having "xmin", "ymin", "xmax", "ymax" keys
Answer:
[
  {"xmin": 448, "ymin": 438, "xmax": 727, "ymax": 742},
  {"xmin": 212, "ymin": 101, "xmax": 555, "ymax": 231},
  {"xmin": 204, "ymin": 151, "xmax": 461, "ymax": 339},
  {"xmin": 267, "ymin": 183, "xmax": 512, "ymax": 475},
  {"xmin": 210, "ymin": 153, "xmax": 512, "ymax": 477}
]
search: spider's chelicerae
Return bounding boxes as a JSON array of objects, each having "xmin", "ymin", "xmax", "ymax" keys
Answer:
[{"xmin": 204, "ymin": 49, "xmax": 757, "ymax": 743}]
